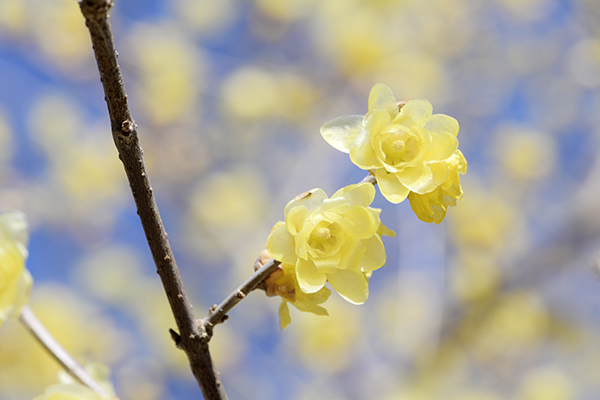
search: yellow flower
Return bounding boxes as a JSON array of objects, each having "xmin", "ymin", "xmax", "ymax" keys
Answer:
[
  {"xmin": 34, "ymin": 362, "xmax": 116, "ymax": 400},
  {"xmin": 266, "ymin": 183, "xmax": 392, "ymax": 304},
  {"xmin": 407, "ymin": 150, "xmax": 467, "ymax": 224},
  {"xmin": 321, "ymin": 83, "xmax": 460, "ymax": 204},
  {"xmin": 0, "ymin": 211, "xmax": 32, "ymax": 327},
  {"xmin": 273, "ymin": 263, "xmax": 331, "ymax": 330}
]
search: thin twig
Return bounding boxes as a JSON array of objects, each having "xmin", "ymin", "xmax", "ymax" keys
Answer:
[
  {"xmin": 360, "ymin": 173, "xmax": 377, "ymax": 185},
  {"xmin": 203, "ymin": 259, "xmax": 281, "ymax": 335},
  {"xmin": 19, "ymin": 306, "xmax": 109, "ymax": 397},
  {"xmin": 79, "ymin": 1, "xmax": 226, "ymax": 399}
]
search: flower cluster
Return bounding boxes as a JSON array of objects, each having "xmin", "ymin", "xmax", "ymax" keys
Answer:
[
  {"xmin": 320, "ymin": 83, "xmax": 466, "ymax": 223},
  {"xmin": 264, "ymin": 83, "xmax": 464, "ymax": 328},
  {"xmin": 266, "ymin": 183, "xmax": 394, "ymax": 308},
  {"xmin": 0, "ymin": 211, "xmax": 32, "ymax": 327}
]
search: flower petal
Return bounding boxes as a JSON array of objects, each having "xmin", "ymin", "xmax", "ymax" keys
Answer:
[
  {"xmin": 284, "ymin": 188, "xmax": 328, "ymax": 216},
  {"xmin": 279, "ymin": 301, "xmax": 292, "ymax": 330},
  {"xmin": 424, "ymin": 131, "xmax": 458, "ymax": 162},
  {"xmin": 350, "ymin": 141, "xmax": 381, "ymax": 170},
  {"xmin": 425, "ymin": 114, "xmax": 459, "ymax": 137},
  {"xmin": 327, "ymin": 269, "xmax": 368, "ymax": 305},
  {"xmin": 285, "ymin": 206, "xmax": 308, "ymax": 235},
  {"xmin": 331, "ymin": 182, "xmax": 375, "ymax": 207},
  {"xmin": 375, "ymin": 169, "xmax": 410, "ymax": 203},
  {"xmin": 396, "ymin": 164, "xmax": 435, "ymax": 194},
  {"xmin": 0, "ymin": 211, "xmax": 29, "ymax": 259},
  {"xmin": 429, "ymin": 161, "xmax": 450, "ymax": 189},
  {"xmin": 320, "ymin": 115, "xmax": 366, "ymax": 154},
  {"xmin": 342, "ymin": 206, "xmax": 379, "ymax": 239},
  {"xmin": 394, "ymin": 98, "xmax": 433, "ymax": 129},
  {"xmin": 266, "ymin": 225, "xmax": 298, "ymax": 264},
  {"xmin": 358, "ymin": 235, "xmax": 386, "ymax": 272},
  {"xmin": 296, "ymin": 258, "xmax": 327, "ymax": 294},
  {"xmin": 368, "ymin": 83, "xmax": 399, "ymax": 116}
]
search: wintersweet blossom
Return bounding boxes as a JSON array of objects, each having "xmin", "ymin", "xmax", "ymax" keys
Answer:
[
  {"xmin": 266, "ymin": 183, "xmax": 394, "ymax": 304},
  {"xmin": 257, "ymin": 248, "xmax": 330, "ymax": 330},
  {"xmin": 408, "ymin": 150, "xmax": 467, "ymax": 224},
  {"xmin": 0, "ymin": 211, "xmax": 32, "ymax": 327},
  {"xmin": 321, "ymin": 83, "xmax": 461, "ymax": 204}
]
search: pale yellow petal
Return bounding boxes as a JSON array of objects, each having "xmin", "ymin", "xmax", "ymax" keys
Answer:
[
  {"xmin": 266, "ymin": 224, "xmax": 297, "ymax": 264},
  {"xmin": 424, "ymin": 131, "xmax": 458, "ymax": 162},
  {"xmin": 358, "ymin": 235, "xmax": 386, "ymax": 272},
  {"xmin": 429, "ymin": 160, "xmax": 450, "ymax": 189},
  {"xmin": 284, "ymin": 188, "xmax": 328, "ymax": 216},
  {"xmin": 396, "ymin": 164, "xmax": 435, "ymax": 194},
  {"xmin": 320, "ymin": 115, "xmax": 366, "ymax": 153},
  {"xmin": 331, "ymin": 182, "xmax": 375, "ymax": 207},
  {"xmin": 424, "ymin": 114, "xmax": 459, "ymax": 137},
  {"xmin": 350, "ymin": 140, "xmax": 381, "ymax": 170},
  {"xmin": 285, "ymin": 206, "xmax": 308, "ymax": 235},
  {"xmin": 342, "ymin": 206, "xmax": 379, "ymax": 239},
  {"xmin": 394, "ymin": 98, "xmax": 432, "ymax": 128},
  {"xmin": 367, "ymin": 83, "xmax": 399, "ymax": 116},
  {"xmin": 327, "ymin": 269, "xmax": 368, "ymax": 305},
  {"xmin": 375, "ymin": 169, "xmax": 410, "ymax": 203},
  {"xmin": 0, "ymin": 211, "xmax": 29, "ymax": 258},
  {"xmin": 337, "ymin": 236, "xmax": 366, "ymax": 271},
  {"xmin": 296, "ymin": 258, "xmax": 327, "ymax": 294},
  {"xmin": 313, "ymin": 253, "xmax": 341, "ymax": 274},
  {"xmin": 279, "ymin": 301, "xmax": 292, "ymax": 330}
]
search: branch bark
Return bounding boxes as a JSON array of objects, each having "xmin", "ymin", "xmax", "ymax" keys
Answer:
[
  {"xmin": 19, "ymin": 306, "xmax": 109, "ymax": 397},
  {"xmin": 203, "ymin": 259, "xmax": 281, "ymax": 335},
  {"xmin": 79, "ymin": 1, "xmax": 226, "ymax": 398}
]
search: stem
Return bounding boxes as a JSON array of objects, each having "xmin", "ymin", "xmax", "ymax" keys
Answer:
[
  {"xmin": 79, "ymin": 1, "xmax": 226, "ymax": 398},
  {"xmin": 203, "ymin": 259, "xmax": 281, "ymax": 334},
  {"xmin": 361, "ymin": 173, "xmax": 377, "ymax": 185},
  {"xmin": 19, "ymin": 306, "xmax": 108, "ymax": 397}
]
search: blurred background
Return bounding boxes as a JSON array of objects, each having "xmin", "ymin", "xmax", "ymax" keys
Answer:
[{"xmin": 1, "ymin": 0, "xmax": 600, "ymax": 399}]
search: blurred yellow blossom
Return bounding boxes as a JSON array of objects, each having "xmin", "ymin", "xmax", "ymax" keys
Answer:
[
  {"xmin": 0, "ymin": 0, "xmax": 26, "ymax": 37},
  {"xmin": 0, "ymin": 284, "xmax": 128, "ymax": 396},
  {"xmin": 267, "ymin": 183, "xmax": 393, "ymax": 304},
  {"xmin": 220, "ymin": 66, "xmax": 316, "ymax": 121},
  {"xmin": 517, "ymin": 366, "xmax": 576, "ymax": 400},
  {"xmin": 494, "ymin": 128, "xmax": 556, "ymax": 181},
  {"xmin": 34, "ymin": 362, "xmax": 116, "ymax": 400},
  {"xmin": 127, "ymin": 23, "xmax": 204, "ymax": 125},
  {"xmin": 29, "ymin": 0, "xmax": 94, "ymax": 74},
  {"xmin": 290, "ymin": 295, "xmax": 362, "ymax": 372},
  {"xmin": 408, "ymin": 149, "xmax": 467, "ymax": 224},
  {"xmin": 450, "ymin": 251, "xmax": 501, "ymax": 304},
  {"xmin": 321, "ymin": 84, "xmax": 463, "ymax": 210},
  {"xmin": 0, "ymin": 211, "xmax": 31, "ymax": 327},
  {"xmin": 472, "ymin": 292, "xmax": 549, "ymax": 362},
  {"xmin": 173, "ymin": 0, "xmax": 237, "ymax": 36}
]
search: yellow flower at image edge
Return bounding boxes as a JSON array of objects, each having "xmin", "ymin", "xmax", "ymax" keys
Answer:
[
  {"xmin": 320, "ymin": 83, "xmax": 466, "ymax": 213},
  {"xmin": 266, "ymin": 183, "xmax": 394, "ymax": 305},
  {"xmin": 0, "ymin": 211, "xmax": 32, "ymax": 327}
]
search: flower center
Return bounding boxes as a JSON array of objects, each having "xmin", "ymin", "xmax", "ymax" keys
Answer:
[
  {"xmin": 315, "ymin": 227, "xmax": 331, "ymax": 240},
  {"xmin": 392, "ymin": 139, "xmax": 405, "ymax": 153}
]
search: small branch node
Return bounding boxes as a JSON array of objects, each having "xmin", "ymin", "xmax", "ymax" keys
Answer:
[
  {"xmin": 236, "ymin": 291, "xmax": 246, "ymax": 299},
  {"xmin": 120, "ymin": 119, "xmax": 134, "ymax": 135}
]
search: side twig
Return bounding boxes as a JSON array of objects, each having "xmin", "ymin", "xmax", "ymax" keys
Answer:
[
  {"xmin": 19, "ymin": 306, "xmax": 109, "ymax": 397},
  {"xmin": 79, "ymin": 1, "xmax": 226, "ymax": 399},
  {"xmin": 203, "ymin": 259, "xmax": 281, "ymax": 335}
]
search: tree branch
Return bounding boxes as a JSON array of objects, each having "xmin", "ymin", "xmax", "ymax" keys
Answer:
[
  {"xmin": 203, "ymin": 259, "xmax": 281, "ymax": 335},
  {"xmin": 79, "ymin": 1, "xmax": 226, "ymax": 398},
  {"xmin": 19, "ymin": 306, "xmax": 109, "ymax": 397}
]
